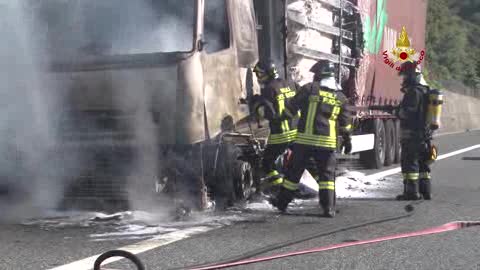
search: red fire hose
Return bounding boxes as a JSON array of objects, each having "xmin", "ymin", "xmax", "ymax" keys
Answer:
[{"xmin": 188, "ymin": 221, "xmax": 480, "ymax": 270}]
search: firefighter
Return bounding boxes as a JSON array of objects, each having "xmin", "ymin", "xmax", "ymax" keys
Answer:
[
  {"xmin": 270, "ymin": 60, "xmax": 354, "ymax": 217},
  {"xmin": 250, "ymin": 61, "xmax": 300, "ymax": 190},
  {"xmin": 395, "ymin": 61, "xmax": 434, "ymax": 200}
]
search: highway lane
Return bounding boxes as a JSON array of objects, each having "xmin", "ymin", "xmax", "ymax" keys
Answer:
[{"xmin": 0, "ymin": 130, "xmax": 479, "ymax": 270}]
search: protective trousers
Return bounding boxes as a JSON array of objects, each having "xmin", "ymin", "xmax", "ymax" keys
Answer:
[
  {"xmin": 283, "ymin": 144, "xmax": 336, "ymax": 210},
  {"xmin": 400, "ymin": 140, "xmax": 431, "ymax": 198},
  {"xmin": 262, "ymin": 143, "xmax": 290, "ymax": 185}
]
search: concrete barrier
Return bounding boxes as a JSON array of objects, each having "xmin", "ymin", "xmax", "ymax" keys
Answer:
[{"xmin": 438, "ymin": 90, "xmax": 480, "ymax": 134}]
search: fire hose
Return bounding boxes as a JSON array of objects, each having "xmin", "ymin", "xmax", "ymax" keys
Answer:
[
  {"xmin": 93, "ymin": 250, "xmax": 145, "ymax": 270},
  {"xmin": 93, "ymin": 204, "xmax": 480, "ymax": 270},
  {"xmin": 187, "ymin": 220, "xmax": 480, "ymax": 270}
]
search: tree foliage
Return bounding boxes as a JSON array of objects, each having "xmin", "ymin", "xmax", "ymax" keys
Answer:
[{"xmin": 426, "ymin": 0, "xmax": 480, "ymax": 89}]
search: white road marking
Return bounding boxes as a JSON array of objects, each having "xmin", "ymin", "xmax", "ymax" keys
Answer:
[
  {"xmin": 436, "ymin": 144, "xmax": 480, "ymax": 160},
  {"xmin": 49, "ymin": 144, "xmax": 480, "ymax": 270},
  {"xmin": 364, "ymin": 144, "xmax": 480, "ymax": 182},
  {"xmin": 434, "ymin": 128, "xmax": 480, "ymax": 138},
  {"xmin": 47, "ymin": 225, "xmax": 219, "ymax": 270}
]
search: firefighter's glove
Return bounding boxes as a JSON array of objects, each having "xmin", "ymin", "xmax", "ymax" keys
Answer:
[{"xmin": 342, "ymin": 137, "xmax": 352, "ymax": 154}]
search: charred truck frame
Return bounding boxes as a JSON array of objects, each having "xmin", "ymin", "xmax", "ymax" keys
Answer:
[{"xmin": 36, "ymin": 0, "xmax": 427, "ymax": 211}]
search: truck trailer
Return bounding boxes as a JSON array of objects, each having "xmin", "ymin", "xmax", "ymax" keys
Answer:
[
  {"xmin": 25, "ymin": 0, "xmax": 428, "ymax": 212},
  {"xmin": 255, "ymin": 0, "xmax": 428, "ymax": 169}
]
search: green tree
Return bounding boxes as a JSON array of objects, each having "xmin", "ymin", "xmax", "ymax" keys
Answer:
[{"xmin": 426, "ymin": 0, "xmax": 480, "ymax": 88}]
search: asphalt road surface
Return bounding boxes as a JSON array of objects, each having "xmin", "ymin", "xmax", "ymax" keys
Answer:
[{"xmin": 1, "ymin": 130, "xmax": 480, "ymax": 270}]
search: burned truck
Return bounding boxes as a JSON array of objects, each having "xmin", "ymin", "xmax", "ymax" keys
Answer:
[
  {"xmin": 31, "ymin": 0, "xmax": 262, "ymax": 211},
  {"xmin": 29, "ymin": 0, "xmax": 428, "ymax": 211}
]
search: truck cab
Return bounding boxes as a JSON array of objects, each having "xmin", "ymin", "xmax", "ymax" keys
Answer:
[{"xmin": 32, "ymin": 0, "xmax": 262, "ymax": 212}]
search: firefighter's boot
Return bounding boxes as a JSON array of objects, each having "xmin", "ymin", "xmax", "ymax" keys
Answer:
[
  {"xmin": 270, "ymin": 187, "xmax": 294, "ymax": 212},
  {"xmin": 270, "ymin": 179, "xmax": 298, "ymax": 212},
  {"xmin": 396, "ymin": 180, "xmax": 422, "ymax": 200},
  {"xmin": 419, "ymin": 179, "xmax": 431, "ymax": 200},
  {"xmin": 319, "ymin": 190, "xmax": 336, "ymax": 218}
]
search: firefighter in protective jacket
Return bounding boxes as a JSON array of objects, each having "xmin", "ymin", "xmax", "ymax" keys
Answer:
[
  {"xmin": 270, "ymin": 60, "xmax": 354, "ymax": 217},
  {"xmin": 251, "ymin": 61, "xmax": 300, "ymax": 188},
  {"xmin": 395, "ymin": 62, "xmax": 435, "ymax": 200}
]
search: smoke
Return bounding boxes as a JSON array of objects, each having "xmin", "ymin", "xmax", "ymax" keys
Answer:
[
  {"xmin": 0, "ymin": 0, "xmax": 73, "ymax": 221},
  {"xmin": 0, "ymin": 0, "xmax": 204, "ymax": 222},
  {"xmin": 103, "ymin": 0, "xmax": 195, "ymax": 214},
  {"xmin": 108, "ymin": 0, "xmax": 195, "ymax": 54},
  {"xmin": 31, "ymin": 0, "xmax": 195, "ymax": 59}
]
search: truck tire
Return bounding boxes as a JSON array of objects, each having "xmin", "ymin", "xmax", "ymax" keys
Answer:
[
  {"xmin": 233, "ymin": 160, "xmax": 254, "ymax": 200},
  {"xmin": 360, "ymin": 119, "xmax": 386, "ymax": 169},
  {"xmin": 394, "ymin": 119, "xmax": 402, "ymax": 164},
  {"xmin": 214, "ymin": 143, "xmax": 253, "ymax": 209},
  {"xmin": 384, "ymin": 119, "xmax": 396, "ymax": 166}
]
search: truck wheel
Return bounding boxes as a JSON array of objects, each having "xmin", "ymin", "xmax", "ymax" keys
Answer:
[
  {"xmin": 384, "ymin": 119, "xmax": 396, "ymax": 166},
  {"xmin": 394, "ymin": 119, "xmax": 402, "ymax": 163},
  {"xmin": 233, "ymin": 160, "xmax": 254, "ymax": 200},
  {"xmin": 214, "ymin": 143, "xmax": 252, "ymax": 208},
  {"xmin": 360, "ymin": 119, "xmax": 386, "ymax": 169}
]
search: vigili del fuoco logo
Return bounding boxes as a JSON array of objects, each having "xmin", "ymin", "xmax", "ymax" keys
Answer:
[{"xmin": 382, "ymin": 26, "xmax": 425, "ymax": 71}]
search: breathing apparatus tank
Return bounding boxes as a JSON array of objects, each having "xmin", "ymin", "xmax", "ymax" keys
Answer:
[{"xmin": 426, "ymin": 88, "xmax": 444, "ymax": 130}]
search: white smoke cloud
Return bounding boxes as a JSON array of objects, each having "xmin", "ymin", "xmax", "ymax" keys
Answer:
[
  {"xmin": 0, "ymin": 0, "xmax": 75, "ymax": 221},
  {"xmin": 31, "ymin": 0, "xmax": 195, "ymax": 59},
  {"xmin": 1, "ymin": 0, "xmax": 206, "ymax": 222}
]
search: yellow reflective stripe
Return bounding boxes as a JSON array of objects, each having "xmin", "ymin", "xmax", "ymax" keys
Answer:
[
  {"xmin": 267, "ymin": 170, "xmax": 280, "ymax": 177},
  {"xmin": 305, "ymin": 99, "xmax": 318, "ymax": 135},
  {"xmin": 403, "ymin": 173, "xmax": 419, "ymax": 180},
  {"xmin": 419, "ymin": 172, "xmax": 431, "ymax": 179},
  {"xmin": 318, "ymin": 181, "xmax": 335, "ymax": 190},
  {"xmin": 344, "ymin": 124, "xmax": 352, "ymax": 131},
  {"xmin": 297, "ymin": 133, "xmax": 336, "ymax": 142},
  {"xmin": 295, "ymin": 139, "xmax": 336, "ymax": 147},
  {"xmin": 271, "ymin": 178, "xmax": 283, "ymax": 185},
  {"xmin": 295, "ymin": 140, "xmax": 336, "ymax": 148},
  {"xmin": 329, "ymin": 119, "xmax": 336, "ymax": 138},
  {"xmin": 277, "ymin": 98, "xmax": 290, "ymax": 132},
  {"xmin": 282, "ymin": 179, "xmax": 299, "ymax": 191},
  {"xmin": 269, "ymin": 130, "xmax": 297, "ymax": 144},
  {"xmin": 329, "ymin": 106, "xmax": 340, "ymax": 138},
  {"xmin": 295, "ymin": 137, "xmax": 336, "ymax": 144}
]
